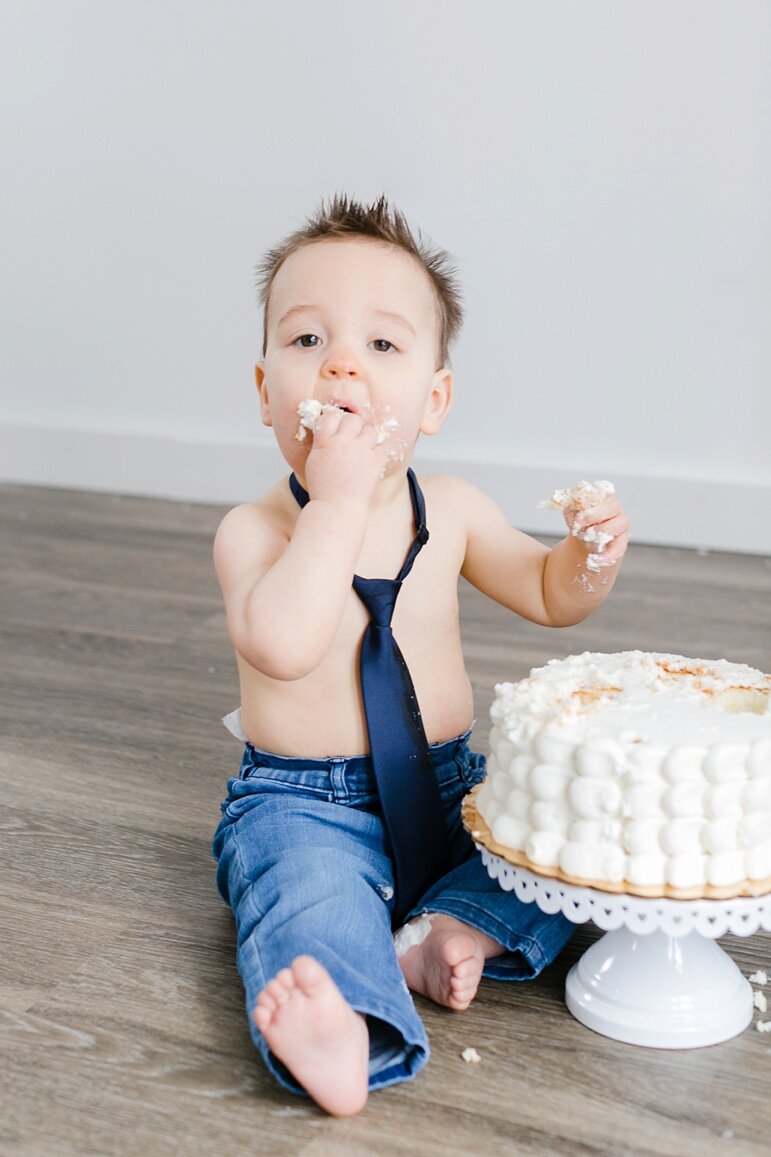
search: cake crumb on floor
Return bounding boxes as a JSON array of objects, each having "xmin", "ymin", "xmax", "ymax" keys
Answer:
[{"xmin": 461, "ymin": 1047, "xmax": 481, "ymax": 1063}]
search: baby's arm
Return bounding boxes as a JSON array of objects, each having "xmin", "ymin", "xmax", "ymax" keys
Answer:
[
  {"xmin": 456, "ymin": 479, "xmax": 629, "ymax": 627},
  {"xmin": 214, "ymin": 410, "xmax": 390, "ymax": 679}
]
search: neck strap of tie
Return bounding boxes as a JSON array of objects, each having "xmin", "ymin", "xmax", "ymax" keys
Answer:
[{"xmin": 288, "ymin": 468, "xmax": 429, "ymax": 583}]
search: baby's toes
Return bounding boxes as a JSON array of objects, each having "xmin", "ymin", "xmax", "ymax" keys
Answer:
[
  {"xmin": 452, "ymin": 955, "xmax": 482, "ymax": 982},
  {"xmin": 275, "ymin": 967, "xmax": 297, "ymax": 991},
  {"xmin": 253, "ymin": 1002, "xmax": 272, "ymax": 1031},
  {"xmin": 291, "ymin": 954, "xmax": 329, "ymax": 996},
  {"xmin": 448, "ymin": 989, "xmax": 474, "ymax": 1011},
  {"xmin": 256, "ymin": 988, "xmax": 277, "ymax": 1015},
  {"xmin": 266, "ymin": 977, "xmax": 291, "ymax": 1007},
  {"xmin": 254, "ymin": 988, "xmax": 278, "ymax": 1030}
]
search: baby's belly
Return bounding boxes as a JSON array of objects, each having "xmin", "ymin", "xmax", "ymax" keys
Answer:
[{"xmin": 236, "ymin": 646, "xmax": 475, "ymax": 759}]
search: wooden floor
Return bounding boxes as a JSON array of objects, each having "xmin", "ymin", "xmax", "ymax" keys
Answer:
[{"xmin": 1, "ymin": 482, "xmax": 769, "ymax": 1157}]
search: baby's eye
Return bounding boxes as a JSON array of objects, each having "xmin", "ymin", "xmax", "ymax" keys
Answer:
[
  {"xmin": 293, "ymin": 334, "xmax": 321, "ymax": 348},
  {"xmin": 370, "ymin": 339, "xmax": 396, "ymax": 353}
]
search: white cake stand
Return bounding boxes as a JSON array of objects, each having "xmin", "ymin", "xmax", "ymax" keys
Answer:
[{"xmin": 477, "ymin": 846, "xmax": 771, "ymax": 1049}]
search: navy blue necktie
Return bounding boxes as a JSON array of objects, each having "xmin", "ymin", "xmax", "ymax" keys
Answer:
[{"xmin": 289, "ymin": 469, "xmax": 452, "ymax": 925}]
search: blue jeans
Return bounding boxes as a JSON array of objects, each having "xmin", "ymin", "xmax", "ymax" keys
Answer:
[{"xmin": 211, "ymin": 728, "xmax": 574, "ymax": 1096}]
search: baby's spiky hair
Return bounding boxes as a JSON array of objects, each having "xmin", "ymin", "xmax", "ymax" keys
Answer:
[{"xmin": 255, "ymin": 193, "xmax": 464, "ymax": 368}]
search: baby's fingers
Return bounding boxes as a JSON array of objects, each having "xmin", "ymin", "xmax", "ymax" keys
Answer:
[
  {"xmin": 572, "ymin": 496, "xmax": 622, "ymax": 529},
  {"xmin": 594, "ymin": 513, "xmax": 629, "ymax": 538},
  {"xmin": 313, "ymin": 408, "xmax": 364, "ymax": 444},
  {"xmin": 585, "ymin": 515, "xmax": 630, "ymax": 562},
  {"xmin": 599, "ymin": 525, "xmax": 630, "ymax": 561},
  {"xmin": 311, "ymin": 407, "xmax": 344, "ymax": 441}
]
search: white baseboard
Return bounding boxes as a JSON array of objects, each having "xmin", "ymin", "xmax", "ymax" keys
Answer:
[{"xmin": 1, "ymin": 421, "xmax": 769, "ymax": 555}]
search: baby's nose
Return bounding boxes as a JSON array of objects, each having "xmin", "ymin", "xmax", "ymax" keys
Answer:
[{"xmin": 321, "ymin": 347, "xmax": 361, "ymax": 378}]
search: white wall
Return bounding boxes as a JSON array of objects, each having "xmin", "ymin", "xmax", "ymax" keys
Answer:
[{"xmin": 1, "ymin": 1, "xmax": 769, "ymax": 552}]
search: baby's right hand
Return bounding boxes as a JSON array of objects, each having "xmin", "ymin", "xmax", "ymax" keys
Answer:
[{"xmin": 303, "ymin": 407, "xmax": 391, "ymax": 508}]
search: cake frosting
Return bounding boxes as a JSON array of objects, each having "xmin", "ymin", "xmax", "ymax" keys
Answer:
[
  {"xmin": 539, "ymin": 479, "xmax": 615, "ymax": 513},
  {"xmin": 295, "ymin": 398, "xmax": 401, "ymax": 446},
  {"xmin": 295, "ymin": 398, "xmax": 336, "ymax": 441},
  {"xmin": 468, "ymin": 651, "xmax": 771, "ymax": 898}
]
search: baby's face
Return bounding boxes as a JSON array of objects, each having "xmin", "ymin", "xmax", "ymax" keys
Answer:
[{"xmin": 256, "ymin": 238, "xmax": 451, "ymax": 471}]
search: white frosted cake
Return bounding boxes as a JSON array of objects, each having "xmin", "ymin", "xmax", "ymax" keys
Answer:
[{"xmin": 463, "ymin": 651, "xmax": 771, "ymax": 898}]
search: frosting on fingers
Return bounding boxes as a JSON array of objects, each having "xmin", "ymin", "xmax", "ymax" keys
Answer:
[
  {"xmin": 295, "ymin": 398, "xmax": 403, "ymax": 450},
  {"xmin": 539, "ymin": 480, "xmax": 616, "ymax": 513},
  {"xmin": 539, "ymin": 479, "xmax": 619, "ymax": 589},
  {"xmin": 295, "ymin": 399, "xmax": 340, "ymax": 442}
]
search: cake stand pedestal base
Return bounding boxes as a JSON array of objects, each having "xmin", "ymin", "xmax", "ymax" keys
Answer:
[
  {"xmin": 565, "ymin": 925, "xmax": 752, "ymax": 1048},
  {"xmin": 476, "ymin": 848, "xmax": 771, "ymax": 1050}
]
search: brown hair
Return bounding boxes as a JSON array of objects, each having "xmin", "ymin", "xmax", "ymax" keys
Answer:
[{"xmin": 255, "ymin": 193, "xmax": 464, "ymax": 369}]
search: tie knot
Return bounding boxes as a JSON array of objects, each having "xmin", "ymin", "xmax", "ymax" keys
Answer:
[{"xmin": 353, "ymin": 576, "xmax": 401, "ymax": 626}]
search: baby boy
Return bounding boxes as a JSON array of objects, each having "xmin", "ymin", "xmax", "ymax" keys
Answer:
[{"xmin": 211, "ymin": 193, "xmax": 630, "ymax": 1115}]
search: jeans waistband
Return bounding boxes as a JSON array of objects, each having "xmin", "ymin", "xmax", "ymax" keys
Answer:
[{"xmin": 240, "ymin": 726, "xmax": 475, "ymax": 784}]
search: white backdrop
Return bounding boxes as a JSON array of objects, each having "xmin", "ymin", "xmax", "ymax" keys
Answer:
[{"xmin": 1, "ymin": 1, "xmax": 769, "ymax": 551}]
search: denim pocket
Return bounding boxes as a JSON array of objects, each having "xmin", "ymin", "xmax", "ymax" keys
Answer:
[
  {"xmin": 240, "ymin": 765, "xmax": 333, "ymax": 797},
  {"xmin": 224, "ymin": 768, "xmax": 333, "ymax": 823}
]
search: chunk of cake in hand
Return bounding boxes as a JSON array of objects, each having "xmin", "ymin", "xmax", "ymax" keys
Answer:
[{"xmin": 539, "ymin": 480, "xmax": 620, "ymax": 575}]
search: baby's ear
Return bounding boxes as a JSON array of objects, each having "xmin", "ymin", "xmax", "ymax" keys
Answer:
[
  {"xmin": 255, "ymin": 363, "xmax": 272, "ymax": 426},
  {"xmin": 420, "ymin": 368, "xmax": 453, "ymax": 435}
]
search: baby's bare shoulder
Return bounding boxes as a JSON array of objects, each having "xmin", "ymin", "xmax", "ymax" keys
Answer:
[
  {"xmin": 417, "ymin": 473, "xmax": 495, "ymax": 521},
  {"xmin": 213, "ymin": 483, "xmax": 293, "ymax": 594},
  {"xmin": 214, "ymin": 492, "xmax": 288, "ymax": 549}
]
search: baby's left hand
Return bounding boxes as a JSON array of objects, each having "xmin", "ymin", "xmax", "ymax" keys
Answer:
[{"xmin": 567, "ymin": 495, "xmax": 630, "ymax": 569}]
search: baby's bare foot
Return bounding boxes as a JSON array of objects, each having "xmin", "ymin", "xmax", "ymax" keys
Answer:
[
  {"xmin": 253, "ymin": 955, "xmax": 369, "ymax": 1116},
  {"xmin": 396, "ymin": 913, "xmax": 504, "ymax": 1011}
]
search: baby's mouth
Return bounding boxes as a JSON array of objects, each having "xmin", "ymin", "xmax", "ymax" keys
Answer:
[
  {"xmin": 295, "ymin": 397, "xmax": 359, "ymax": 442},
  {"xmin": 295, "ymin": 397, "xmax": 404, "ymax": 459}
]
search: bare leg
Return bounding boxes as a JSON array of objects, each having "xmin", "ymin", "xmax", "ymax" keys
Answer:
[
  {"xmin": 253, "ymin": 955, "xmax": 369, "ymax": 1116},
  {"xmin": 396, "ymin": 913, "xmax": 505, "ymax": 1011}
]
